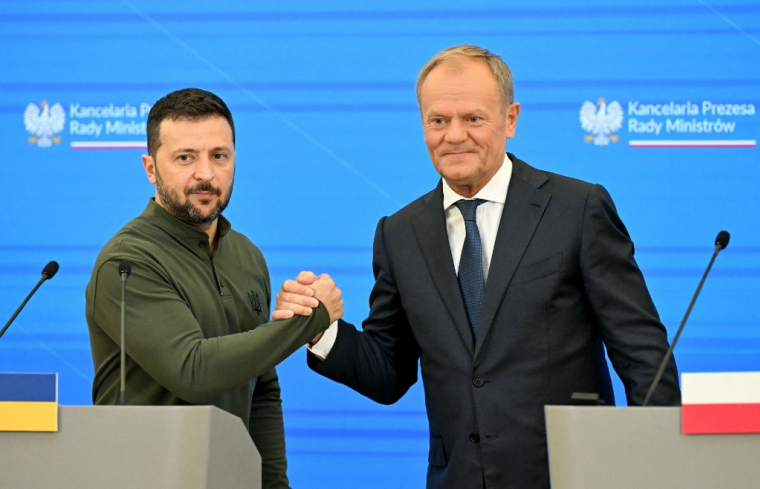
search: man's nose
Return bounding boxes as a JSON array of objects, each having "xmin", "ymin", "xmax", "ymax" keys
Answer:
[
  {"xmin": 193, "ymin": 155, "xmax": 215, "ymax": 181},
  {"xmin": 444, "ymin": 120, "xmax": 467, "ymax": 144}
]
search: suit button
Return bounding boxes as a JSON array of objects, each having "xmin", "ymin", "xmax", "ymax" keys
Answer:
[
  {"xmin": 472, "ymin": 376, "xmax": 484, "ymax": 387},
  {"xmin": 469, "ymin": 432, "xmax": 480, "ymax": 443}
]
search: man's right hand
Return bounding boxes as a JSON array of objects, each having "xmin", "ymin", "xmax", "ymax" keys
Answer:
[
  {"xmin": 310, "ymin": 273, "xmax": 343, "ymax": 325},
  {"xmin": 273, "ymin": 271, "xmax": 343, "ymax": 325}
]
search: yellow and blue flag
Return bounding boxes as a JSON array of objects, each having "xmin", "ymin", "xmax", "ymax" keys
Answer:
[{"xmin": 0, "ymin": 373, "xmax": 58, "ymax": 432}]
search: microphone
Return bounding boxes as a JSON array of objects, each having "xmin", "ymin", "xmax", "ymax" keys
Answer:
[
  {"xmin": 0, "ymin": 261, "xmax": 59, "ymax": 340},
  {"xmin": 42, "ymin": 261, "xmax": 60, "ymax": 279},
  {"xmin": 715, "ymin": 230, "xmax": 730, "ymax": 250},
  {"xmin": 643, "ymin": 231, "xmax": 731, "ymax": 406},
  {"xmin": 118, "ymin": 260, "xmax": 132, "ymax": 406}
]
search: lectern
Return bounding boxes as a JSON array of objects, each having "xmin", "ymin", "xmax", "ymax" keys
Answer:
[
  {"xmin": 545, "ymin": 406, "xmax": 760, "ymax": 489},
  {"xmin": 0, "ymin": 405, "xmax": 261, "ymax": 489}
]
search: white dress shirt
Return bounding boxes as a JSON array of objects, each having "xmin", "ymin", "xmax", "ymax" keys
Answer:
[
  {"xmin": 442, "ymin": 154, "xmax": 512, "ymax": 281},
  {"xmin": 309, "ymin": 154, "xmax": 513, "ymax": 359}
]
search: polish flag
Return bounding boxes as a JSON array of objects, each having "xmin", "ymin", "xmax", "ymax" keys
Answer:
[{"xmin": 682, "ymin": 372, "xmax": 760, "ymax": 434}]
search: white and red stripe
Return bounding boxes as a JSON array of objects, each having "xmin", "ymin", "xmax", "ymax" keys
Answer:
[
  {"xmin": 629, "ymin": 140, "xmax": 756, "ymax": 148},
  {"xmin": 70, "ymin": 141, "xmax": 147, "ymax": 150},
  {"xmin": 682, "ymin": 372, "xmax": 760, "ymax": 434}
]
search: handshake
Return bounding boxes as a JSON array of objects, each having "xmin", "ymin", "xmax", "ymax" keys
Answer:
[{"xmin": 273, "ymin": 271, "xmax": 344, "ymax": 343}]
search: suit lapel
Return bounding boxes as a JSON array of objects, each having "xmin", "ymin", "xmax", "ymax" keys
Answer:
[
  {"xmin": 411, "ymin": 183, "xmax": 474, "ymax": 351},
  {"xmin": 474, "ymin": 157, "xmax": 551, "ymax": 359}
]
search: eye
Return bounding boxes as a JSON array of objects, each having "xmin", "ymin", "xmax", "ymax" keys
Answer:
[
  {"xmin": 468, "ymin": 116, "xmax": 480, "ymax": 123},
  {"xmin": 433, "ymin": 118, "xmax": 445, "ymax": 125},
  {"xmin": 213, "ymin": 153, "xmax": 227, "ymax": 160},
  {"xmin": 178, "ymin": 154, "xmax": 191, "ymax": 162}
]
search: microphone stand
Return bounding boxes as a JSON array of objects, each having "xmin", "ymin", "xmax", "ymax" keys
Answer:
[
  {"xmin": 0, "ymin": 262, "xmax": 58, "ymax": 341},
  {"xmin": 643, "ymin": 234, "xmax": 729, "ymax": 406},
  {"xmin": 119, "ymin": 262, "xmax": 132, "ymax": 406}
]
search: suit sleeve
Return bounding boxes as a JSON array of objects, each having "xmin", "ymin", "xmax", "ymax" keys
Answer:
[
  {"xmin": 308, "ymin": 217, "xmax": 421, "ymax": 405},
  {"xmin": 88, "ymin": 257, "xmax": 331, "ymax": 404},
  {"xmin": 249, "ymin": 367, "xmax": 290, "ymax": 489},
  {"xmin": 580, "ymin": 184, "xmax": 680, "ymax": 406}
]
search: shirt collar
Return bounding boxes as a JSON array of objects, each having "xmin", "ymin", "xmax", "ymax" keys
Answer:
[
  {"xmin": 143, "ymin": 198, "xmax": 231, "ymax": 240},
  {"xmin": 442, "ymin": 153, "xmax": 512, "ymax": 209}
]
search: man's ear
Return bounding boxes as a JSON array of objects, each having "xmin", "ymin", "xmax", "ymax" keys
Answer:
[
  {"xmin": 142, "ymin": 154, "xmax": 157, "ymax": 184},
  {"xmin": 505, "ymin": 102, "xmax": 521, "ymax": 139}
]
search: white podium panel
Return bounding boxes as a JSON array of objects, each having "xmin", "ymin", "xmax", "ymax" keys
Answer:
[
  {"xmin": 546, "ymin": 406, "xmax": 760, "ymax": 489},
  {"xmin": 0, "ymin": 406, "xmax": 260, "ymax": 489}
]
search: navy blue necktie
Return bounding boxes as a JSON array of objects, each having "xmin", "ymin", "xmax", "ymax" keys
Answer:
[{"xmin": 455, "ymin": 199, "xmax": 487, "ymax": 341}]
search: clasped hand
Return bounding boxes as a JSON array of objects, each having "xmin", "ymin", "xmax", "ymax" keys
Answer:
[{"xmin": 273, "ymin": 272, "xmax": 343, "ymax": 342}]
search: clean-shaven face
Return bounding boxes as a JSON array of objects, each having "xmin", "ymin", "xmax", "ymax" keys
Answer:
[{"xmin": 419, "ymin": 57, "xmax": 519, "ymax": 198}]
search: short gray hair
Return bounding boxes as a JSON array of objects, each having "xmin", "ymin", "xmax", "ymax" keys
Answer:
[{"xmin": 416, "ymin": 45, "xmax": 514, "ymax": 108}]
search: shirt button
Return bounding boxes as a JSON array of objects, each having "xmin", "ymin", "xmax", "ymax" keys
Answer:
[
  {"xmin": 472, "ymin": 376, "xmax": 485, "ymax": 387},
  {"xmin": 469, "ymin": 432, "xmax": 480, "ymax": 443}
]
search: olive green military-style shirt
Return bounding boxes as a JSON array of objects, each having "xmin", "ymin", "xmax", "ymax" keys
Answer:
[{"xmin": 86, "ymin": 199, "xmax": 329, "ymax": 488}]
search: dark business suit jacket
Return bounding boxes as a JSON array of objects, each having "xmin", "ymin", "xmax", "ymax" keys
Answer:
[{"xmin": 309, "ymin": 154, "xmax": 680, "ymax": 489}]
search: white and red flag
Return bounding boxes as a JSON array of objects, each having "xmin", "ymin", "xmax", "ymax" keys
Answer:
[{"xmin": 682, "ymin": 372, "xmax": 760, "ymax": 434}]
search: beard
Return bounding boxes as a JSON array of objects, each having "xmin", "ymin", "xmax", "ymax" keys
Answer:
[{"xmin": 155, "ymin": 169, "xmax": 232, "ymax": 227}]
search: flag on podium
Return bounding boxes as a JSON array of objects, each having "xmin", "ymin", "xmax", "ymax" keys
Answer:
[
  {"xmin": 682, "ymin": 372, "xmax": 760, "ymax": 434},
  {"xmin": 0, "ymin": 373, "xmax": 58, "ymax": 432}
]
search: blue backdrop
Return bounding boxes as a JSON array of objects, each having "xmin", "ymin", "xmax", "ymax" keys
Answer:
[{"xmin": 2, "ymin": 2, "xmax": 759, "ymax": 487}]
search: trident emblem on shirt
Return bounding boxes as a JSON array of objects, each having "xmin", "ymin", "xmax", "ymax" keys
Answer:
[{"xmin": 248, "ymin": 290, "xmax": 262, "ymax": 315}]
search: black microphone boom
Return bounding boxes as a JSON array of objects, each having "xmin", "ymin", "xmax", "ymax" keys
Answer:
[
  {"xmin": 118, "ymin": 260, "xmax": 132, "ymax": 405},
  {"xmin": 643, "ymin": 231, "xmax": 730, "ymax": 406},
  {"xmin": 0, "ymin": 261, "xmax": 59, "ymax": 340}
]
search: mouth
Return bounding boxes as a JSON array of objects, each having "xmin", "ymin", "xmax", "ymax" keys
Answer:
[
  {"xmin": 186, "ymin": 184, "xmax": 221, "ymax": 199},
  {"xmin": 442, "ymin": 150, "xmax": 475, "ymax": 158}
]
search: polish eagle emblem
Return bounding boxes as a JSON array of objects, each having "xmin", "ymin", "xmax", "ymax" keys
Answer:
[
  {"xmin": 579, "ymin": 98, "xmax": 623, "ymax": 146},
  {"xmin": 24, "ymin": 101, "xmax": 66, "ymax": 147}
]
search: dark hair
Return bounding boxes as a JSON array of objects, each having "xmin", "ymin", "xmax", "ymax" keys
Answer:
[{"xmin": 146, "ymin": 88, "xmax": 235, "ymax": 156}]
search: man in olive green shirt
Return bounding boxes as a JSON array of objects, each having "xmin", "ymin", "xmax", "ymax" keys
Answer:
[{"xmin": 85, "ymin": 88, "xmax": 342, "ymax": 489}]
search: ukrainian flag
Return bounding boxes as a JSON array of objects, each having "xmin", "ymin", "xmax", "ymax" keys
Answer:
[{"xmin": 0, "ymin": 373, "xmax": 58, "ymax": 432}]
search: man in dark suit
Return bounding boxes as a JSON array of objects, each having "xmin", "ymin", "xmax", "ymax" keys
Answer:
[{"xmin": 274, "ymin": 45, "xmax": 680, "ymax": 488}]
